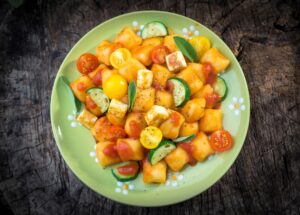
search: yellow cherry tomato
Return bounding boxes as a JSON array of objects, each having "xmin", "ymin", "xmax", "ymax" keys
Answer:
[
  {"xmin": 103, "ymin": 74, "xmax": 128, "ymax": 99},
  {"xmin": 109, "ymin": 48, "xmax": 132, "ymax": 69},
  {"xmin": 140, "ymin": 126, "xmax": 163, "ymax": 149},
  {"xmin": 189, "ymin": 36, "xmax": 211, "ymax": 58}
]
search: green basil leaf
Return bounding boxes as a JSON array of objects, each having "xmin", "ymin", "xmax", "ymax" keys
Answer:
[
  {"xmin": 128, "ymin": 81, "xmax": 137, "ymax": 112},
  {"xmin": 172, "ymin": 134, "xmax": 196, "ymax": 143},
  {"xmin": 174, "ymin": 36, "xmax": 198, "ymax": 62},
  {"xmin": 59, "ymin": 76, "xmax": 83, "ymax": 114}
]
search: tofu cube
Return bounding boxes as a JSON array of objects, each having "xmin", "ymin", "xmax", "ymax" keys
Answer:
[
  {"xmin": 76, "ymin": 108, "xmax": 98, "ymax": 129},
  {"xmin": 191, "ymin": 132, "xmax": 214, "ymax": 161},
  {"xmin": 96, "ymin": 141, "xmax": 121, "ymax": 167},
  {"xmin": 116, "ymin": 138, "xmax": 144, "ymax": 161},
  {"xmin": 137, "ymin": 69, "xmax": 153, "ymax": 89},
  {"xmin": 107, "ymin": 99, "xmax": 128, "ymax": 125},
  {"xmin": 132, "ymin": 87, "xmax": 155, "ymax": 112},
  {"xmin": 199, "ymin": 109, "xmax": 223, "ymax": 133},
  {"xmin": 166, "ymin": 51, "xmax": 187, "ymax": 72},
  {"xmin": 165, "ymin": 147, "xmax": 189, "ymax": 171},
  {"xmin": 143, "ymin": 160, "xmax": 167, "ymax": 184},
  {"xmin": 144, "ymin": 105, "xmax": 169, "ymax": 126}
]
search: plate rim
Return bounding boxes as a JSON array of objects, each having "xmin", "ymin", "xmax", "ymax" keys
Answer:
[{"xmin": 50, "ymin": 10, "xmax": 250, "ymax": 206}]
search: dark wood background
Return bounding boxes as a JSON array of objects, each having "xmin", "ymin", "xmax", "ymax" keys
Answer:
[{"xmin": 0, "ymin": 0, "xmax": 299, "ymax": 214}]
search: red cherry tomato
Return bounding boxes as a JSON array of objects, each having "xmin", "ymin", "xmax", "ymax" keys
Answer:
[
  {"xmin": 205, "ymin": 92, "xmax": 220, "ymax": 108},
  {"xmin": 151, "ymin": 45, "xmax": 171, "ymax": 64},
  {"xmin": 129, "ymin": 121, "xmax": 143, "ymax": 138},
  {"xmin": 209, "ymin": 130, "xmax": 233, "ymax": 152},
  {"xmin": 103, "ymin": 143, "xmax": 119, "ymax": 158},
  {"xmin": 117, "ymin": 163, "xmax": 139, "ymax": 176},
  {"xmin": 76, "ymin": 53, "xmax": 99, "ymax": 74},
  {"xmin": 202, "ymin": 62, "xmax": 217, "ymax": 85},
  {"xmin": 116, "ymin": 141, "xmax": 134, "ymax": 161}
]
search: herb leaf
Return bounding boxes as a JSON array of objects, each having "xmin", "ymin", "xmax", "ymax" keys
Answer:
[
  {"xmin": 59, "ymin": 76, "xmax": 83, "ymax": 114},
  {"xmin": 128, "ymin": 81, "xmax": 137, "ymax": 112},
  {"xmin": 174, "ymin": 36, "xmax": 198, "ymax": 62},
  {"xmin": 172, "ymin": 134, "xmax": 196, "ymax": 143}
]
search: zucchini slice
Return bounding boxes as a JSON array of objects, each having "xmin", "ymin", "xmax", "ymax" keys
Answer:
[
  {"xmin": 213, "ymin": 76, "xmax": 228, "ymax": 101},
  {"xmin": 168, "ymin": 77, "xmax": 191, "ymax": 107},
  {"xmin": 172, "ymin": 134, "xmax": 196, "ymax": 143},
  {"xmin": 141, "ymin": 21, "xmax": 168, "ymax": 39},
  {"xmin": 148, "ymin": 140, "xmax": 176, "ymax": 165},
  {"xmin": 111, "ymin": 161, "xmax": 140, "ymax": 182},
  {"xmin": 86, "ymin": 87, "xmax": 110, "ymax": 113}
]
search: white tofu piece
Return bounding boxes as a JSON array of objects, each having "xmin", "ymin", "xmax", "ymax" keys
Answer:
[
  {"xmin": 166, "ymin": 51, "xmax": 187, "ymax": 72},
  {"xmin": 76, "ymin": 108, "xmax": 98, "ymax": 129},
  {"xmin": 144, "ymin": 105, "xmax": 169, "ymax": 126},
  {"xmin": 137, "ymin": 69, "xmax": 153, "ymax": 89},
  {"xmin": 107, "ymin": 99, "xmax": 128, "ymax": 119}
]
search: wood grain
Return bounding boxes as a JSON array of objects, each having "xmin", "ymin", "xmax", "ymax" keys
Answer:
[{"xmin": 0, "ymin": 0, "xmax": 299, "ymax": 214}]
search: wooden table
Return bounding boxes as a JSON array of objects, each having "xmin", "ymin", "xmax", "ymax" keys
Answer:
[{"xmin": 0, "ymin": 0, "xmax": 299, "ymax": 214}]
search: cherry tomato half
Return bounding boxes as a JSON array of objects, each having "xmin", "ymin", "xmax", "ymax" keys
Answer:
[
  {"xmin": 209, "ymin": 130, "xmax": 233, "ymax": 152},
  {"xmin": 151, "ymin": 45, "xmax": 171, "ymax": 64},
  {"xmin": 76, "ymin": 53, "xmax": 99, "ymax": 74},
  {"xmin": 117, "ymin": 163, "xmax": 139, "ymax": 176},
  {"xmin": 109, "ymin": 48, "xmax": 132, "ymax": 69},
  {"xmin": 140, "ymin": 126, "xmax": 163, "ymax": 149},
  {"xmin": 202, "ymin": 62, "xmax": 217, "ymax": 85}
]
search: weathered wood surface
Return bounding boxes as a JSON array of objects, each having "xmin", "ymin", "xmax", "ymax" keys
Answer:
[{"xmin": 0, "ymin": 0, "xmax": 299, "ymax": 214}]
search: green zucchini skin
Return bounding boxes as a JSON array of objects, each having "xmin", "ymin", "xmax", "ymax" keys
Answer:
[
  {"xmin": 148, "ymin": 140, "xmax": 176, "ymax": 165},
  {"xmin": 86, "ymin": 87, "xmax": 110, "ymax": 113},
  {"xmin": 111, "ymin": 161, "xmax": 140, "ymax": 182},
  {"xmin": 172, "ymin": 134, "xmax": 196, "ymax": 143},
  {"xmin": 168, "ymin": 77, "xmax": 191, "ymax": 107},
  {"xmin": 141, "ymin": 21, "xmax": 168, "ymax": 39},
  {"xmin": 213, "ymin": 76, "xmax": 228, "ymax": 101}
]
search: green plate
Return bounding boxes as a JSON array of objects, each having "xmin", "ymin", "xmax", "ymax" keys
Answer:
[{"xmin": 50, "ymin": 11, "xmax": 250, "ymax": 206}]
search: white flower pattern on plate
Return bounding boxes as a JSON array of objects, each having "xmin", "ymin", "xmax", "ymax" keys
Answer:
[
  {"xmin": 67, "ymin": 110, "xmax": 81, "ymax": 127},
  {"xmin": 228, "ymin": 97, "xmax": 246, "ymax": 115},
  {"xmin": 89, "ymin": 145, "xmax": 98, "ymax": 163},
  {"xmin": 132, "ymin": 21, "xmax": 144, "ymax": 36},
  {"xmin": 165, "ymin": 172, "xmax": 184, "ymax": 187},
  {"xmin": 182, "ymin": 25, "xmax": 200, "ymax": 38},
  {"xmin": 115, "ymin": 181, "xmax": 135, "ymax": 195}
]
